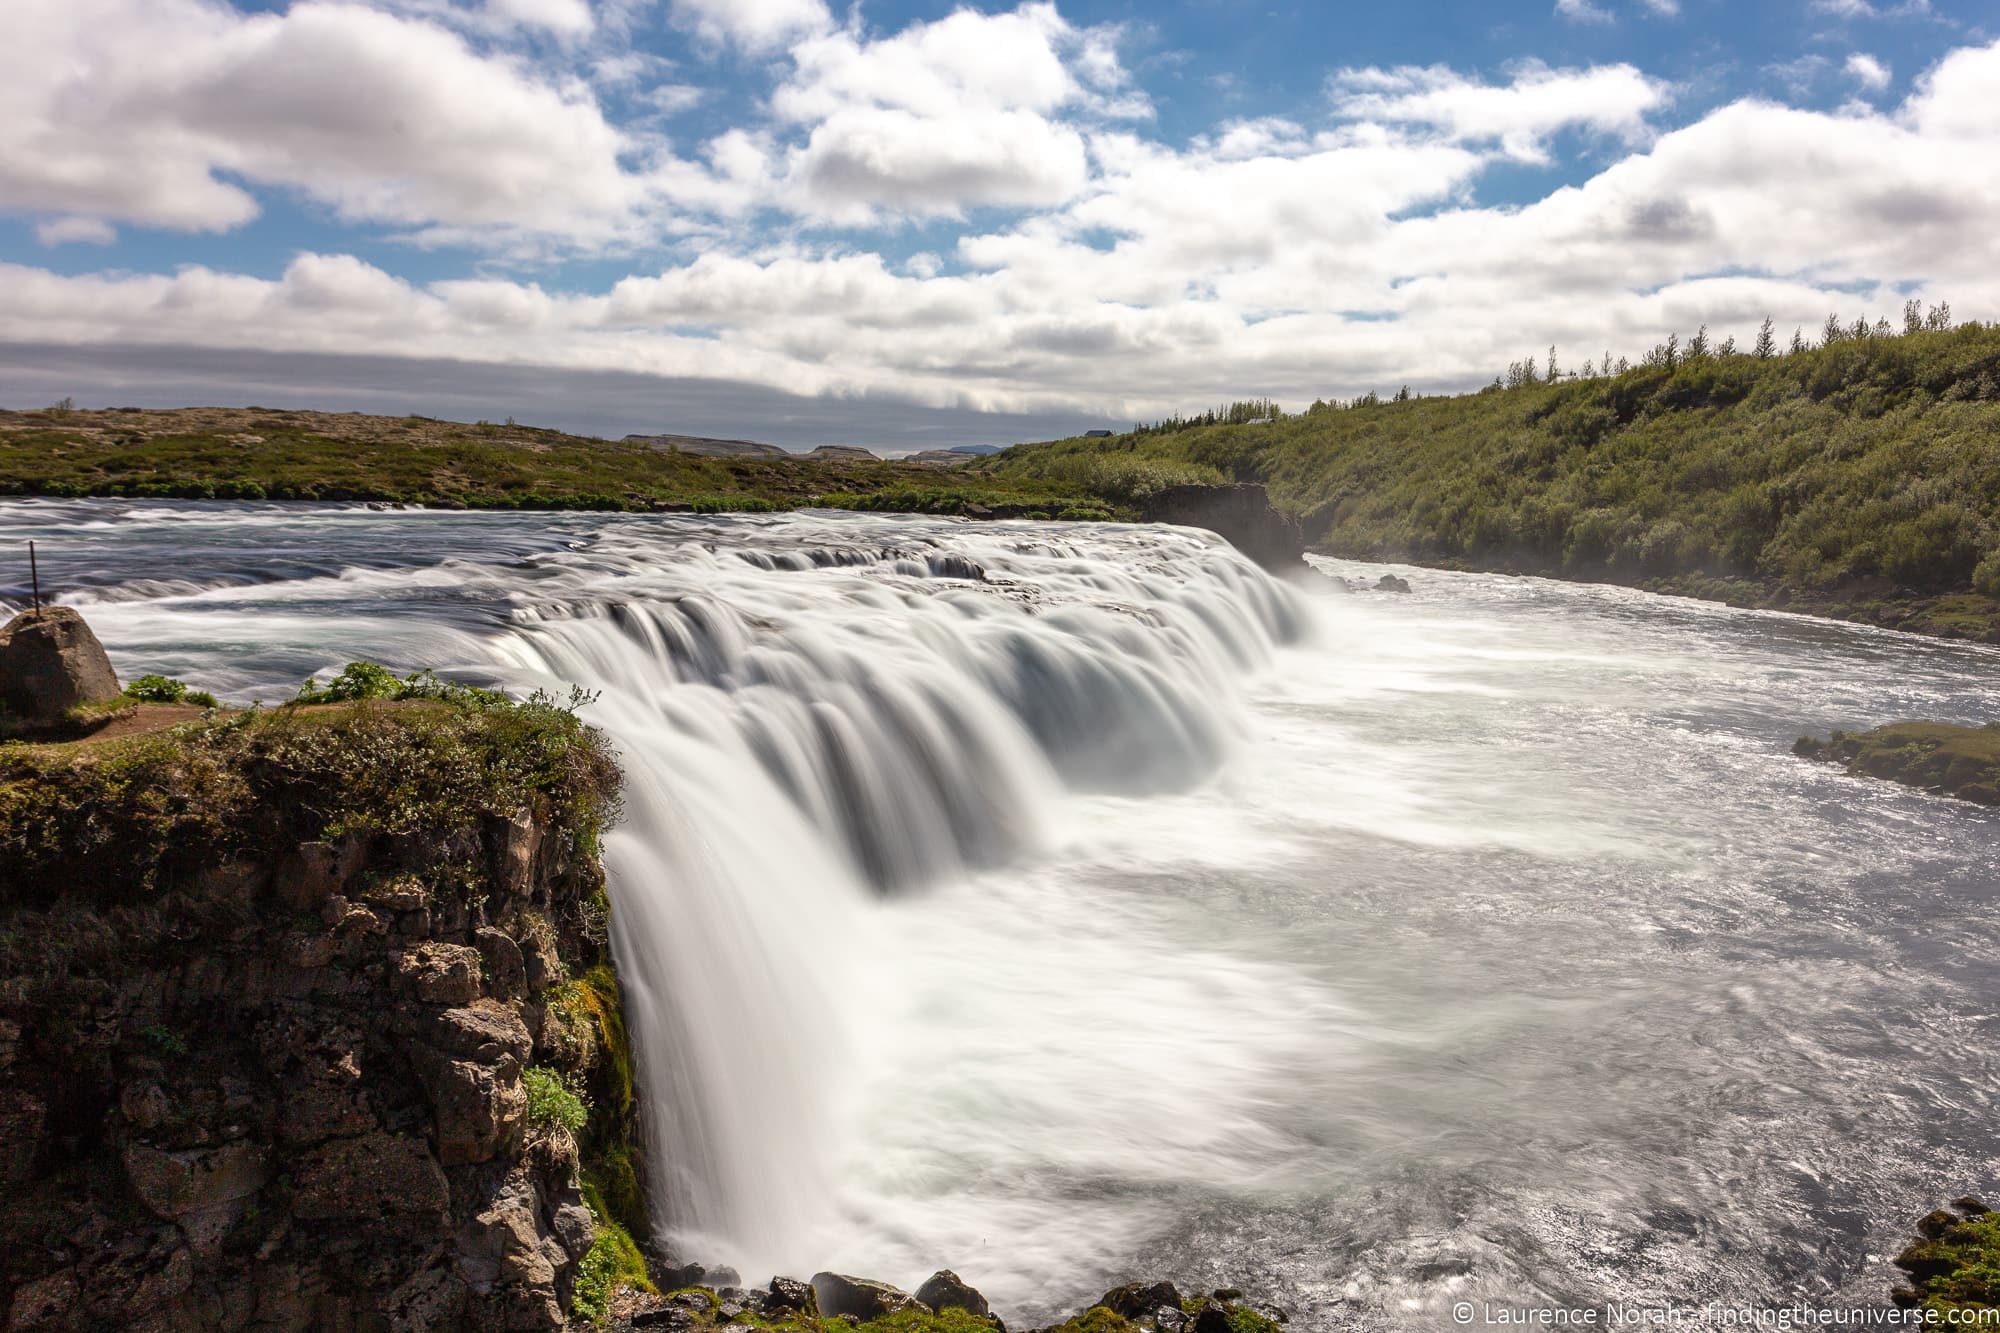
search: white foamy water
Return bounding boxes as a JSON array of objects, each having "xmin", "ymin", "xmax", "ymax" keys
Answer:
[{"xmin": 8, "ymin": 500, "xmax": 1999, "ymax": 1328}]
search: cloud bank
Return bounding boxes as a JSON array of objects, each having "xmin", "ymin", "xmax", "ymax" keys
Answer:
[{"xmin": 2, "ymin": 0, "xmax": 1997, "ymax": 433}]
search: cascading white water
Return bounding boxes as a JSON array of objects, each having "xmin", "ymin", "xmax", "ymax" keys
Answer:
[
  {"xmin": 25, "ymin": 499, "xmax": 2000, "ymax": 1329},
  {"xmin": 19, "ymin": 502, "xmax": 1311, "ymax": 1277},
  {"xmin": 475, "ymin": 519, "xmax": 1310, "ymax": 1274}
]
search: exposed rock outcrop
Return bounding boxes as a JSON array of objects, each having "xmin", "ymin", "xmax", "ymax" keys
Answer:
[
  {"xmin": 605, "ymin": 1272, "xmax": 1282, "ymax": 1333},
  {"xmin": 0, "ymin": 702, "xmax": 629, "ymax": 1331},
  {"xmin": 0, "ymin": 606, "xmax": 121, "ymax": 726},
  {"xmin": 1794, "ymin": 721, "xmax": 2000, "ymax": 806},
  {"xmin": 1139, "ymin": 484, "xmax": 1303, "ymax": 572}
]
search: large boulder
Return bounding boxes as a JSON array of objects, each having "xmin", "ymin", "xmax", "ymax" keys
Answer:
[
  {"xmin": 916, "ymin": 1270, "xmax": 995, "ymax": 1320},
  {"xmin": 1098, "ymin": 1280, "xmax": 1183, "ymax": 1320},
  {"xmin": 0, "ymin": 606, "xmax": 121, "ymax": 725},
  {"xmin": 810, "ymin": 1272, "xmax": 918, "ymax": 1321}
]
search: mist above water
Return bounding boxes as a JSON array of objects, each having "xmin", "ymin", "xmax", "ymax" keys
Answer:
[{"xmin": 12, "ymin": 499, "xmax": 1999, "ymax": 1328}]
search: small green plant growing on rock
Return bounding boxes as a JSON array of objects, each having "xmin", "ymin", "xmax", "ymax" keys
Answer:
[
  {"xmin": 140, "ymin": 1023, "xmax": 187, "ymax": 1058},
  {"xmin": 523, "ymin": 1066, "xmax": 589, "ymax": 1135}
]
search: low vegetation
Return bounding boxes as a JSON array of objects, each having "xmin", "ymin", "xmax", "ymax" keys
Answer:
[
  {"xmin": 985, "ymin": 314, "xmax": 2000, "ymax": 639},
  {"xmin": 1794, "ymin": 721, "xmax": 2000, "ymax": 806},
  {"xmin": 0, "ymin": 669, "xmax": 621, "ymax": 906},
  {"xmin": 0, "ymin": 406, "xmax": 1098, "ymax": 517},
  {"xmin": 1894, "ymin": 1199, "xmax": 2000, "ymax": 1314}
]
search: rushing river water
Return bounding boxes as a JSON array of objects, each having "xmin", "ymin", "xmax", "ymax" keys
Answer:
[{"xmin": 6, "ymin": 499, "xmax": 1999, "ymax": 1328}]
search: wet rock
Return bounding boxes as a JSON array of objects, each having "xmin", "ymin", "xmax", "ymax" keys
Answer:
[
  {"xmin": 811, "ymin": 1271, "xmax": 918, "ymax": 1320},
  {"xmin": 927, "ymin": 554, "xmax": 987, "ymax": 581},
  {"xmin": 766, "ymin": 1275, "xmax": 818, "ymax": 1315},
  {"xmin": 0, "ymin": 605, "xmax": 121, "ymax": 725},
  {"xmin": 916, "ymin": 1269, "xmax": 993, "ymax": 1319},
  {"xmin": 1099, "ymin": 1281, "xmax": 1183, "ymax": 1321},
  {"xmin": 1193, "ymin": 1304, "xmax": 1235, "ymax": 1333},
  {"xmin": 1372, "ymin": 574, "xmax": 1412, "ymax": 593}
]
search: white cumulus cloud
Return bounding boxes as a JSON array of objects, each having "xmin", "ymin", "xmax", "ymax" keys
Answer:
[{"xmin": 1329, "ymin": 61, "xmax": 1674, "ymax": 163}]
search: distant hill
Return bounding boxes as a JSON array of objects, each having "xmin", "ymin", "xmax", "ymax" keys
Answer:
[
  {"xmin": 621, "ymin": 433, "xmax": 788, "ymax": 458},
  {"xmin": 0, "ymin": 406, "xmax": 1106, "ymax": 518},
  {"xmin": 984, "ymin": 320, "xmax": 2000, "ymax": 642},
  {"xmin": 948, "ymin": 444, "xmax": 1005, "ymax": 456}
]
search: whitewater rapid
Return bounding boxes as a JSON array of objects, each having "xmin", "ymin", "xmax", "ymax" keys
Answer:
[{"xmin": 10, "ymin": 500, "xmax": 2000, "ymax": 1328}]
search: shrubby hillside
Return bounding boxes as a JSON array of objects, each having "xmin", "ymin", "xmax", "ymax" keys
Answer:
[{"xmin": 986, "ymin": 312, "xmax": 2000, "ymax": 635}]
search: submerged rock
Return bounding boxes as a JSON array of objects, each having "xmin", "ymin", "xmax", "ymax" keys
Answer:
[
  {"xmin": 1372, "ymin": 574, "xmax": 1412, "ymax": 593},
  {"xmin": 0, "ymin": 605, "xmax": 121, "ymax": 726}
]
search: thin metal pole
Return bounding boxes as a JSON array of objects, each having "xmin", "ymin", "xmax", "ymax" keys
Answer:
[{"xmin": 29, "ymin": 540, "xmax": 40, "ymax": 615}]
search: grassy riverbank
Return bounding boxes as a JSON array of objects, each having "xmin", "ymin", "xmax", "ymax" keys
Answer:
[
  {"xmin": 0, "ymin": 406, "xmax": 1105, "ymax": 518},
  {"xmin": 984, "ymin": 321, "xmax": 2000, "ymax": 641}
]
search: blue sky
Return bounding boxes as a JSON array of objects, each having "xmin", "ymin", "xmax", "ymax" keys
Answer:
[{"xmin": 1, "ymin": 0, "xmax": 1995, "ymax": 446}]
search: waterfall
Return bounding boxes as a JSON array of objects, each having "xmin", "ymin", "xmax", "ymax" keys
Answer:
[
  {"xmin": 16, "ymin": 501, "xmax": 1309, "ymax": 1279},
  {"xmin": 487, "ymin": 516, "xmax": 1310, "ymax": 1276}
]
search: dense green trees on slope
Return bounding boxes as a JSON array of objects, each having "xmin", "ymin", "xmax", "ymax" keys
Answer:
[{"xmin": 986, "ymin": 319, "xmax": 2000, "ymax": 628}]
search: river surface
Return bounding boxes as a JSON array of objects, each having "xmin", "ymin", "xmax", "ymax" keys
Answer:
[{"xmin": 6, "ymin": 499, "xmax": 1998, "ymax": 1328}]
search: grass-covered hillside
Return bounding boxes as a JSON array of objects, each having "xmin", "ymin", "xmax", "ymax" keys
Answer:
[
  {"xmin": 0, "ymin": 406, "xmax": 1104, "ymax": 518},
  {"xmin": 985, "ymin": 319, "xmax": 2000, "ymax": 639}
]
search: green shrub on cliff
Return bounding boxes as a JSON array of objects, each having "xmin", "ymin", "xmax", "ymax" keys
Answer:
[
  {"xmin": 0, "ymin": 694, "xmax": 621, "ymax": 910},
  {"xmin": 523, "ymin": 1066, "xmax": 589, "ymax": 1135},
  {"xmin": 571, "ymin": 1209, "xmax": 654, "ymax": 1324}
]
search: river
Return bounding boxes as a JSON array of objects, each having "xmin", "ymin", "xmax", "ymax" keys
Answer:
[{"xmin": 7, "ymin": 499, "xmax": 1997, "ymax": 1328}]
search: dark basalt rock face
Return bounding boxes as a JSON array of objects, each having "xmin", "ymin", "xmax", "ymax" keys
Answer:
[
  {"xmin": 1139, "ymin": 485, "xmax": 1304, "ymax": 572},
  {"xmin": 0, "ymin": 606, "xmax": 122, "ymax": 726},
  {"xmin": 0, "ymin": 710, "xmax": 629, "ymax": 1331}
]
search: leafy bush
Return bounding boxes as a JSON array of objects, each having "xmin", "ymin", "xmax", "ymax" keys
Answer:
[
  {"xmin": 123, "ymin": 674, "xmax": 220, "ymax": 708},
  {"xmin": 522, "ymin": 1066, "xmax": 589, "ymax": 1134},
  {"xmin": 292, "ymin": 662, "xmax": 536, "ymax": 712}
]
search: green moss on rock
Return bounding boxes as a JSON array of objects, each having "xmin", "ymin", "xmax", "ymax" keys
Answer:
[
  {"xmin": 1894, "ymin": 1199, "xmax": 2000, "ymax": 1313},
  {"xmin": 1794, "ymin": 720, "xmax": 2000, "ymax": 805}
]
